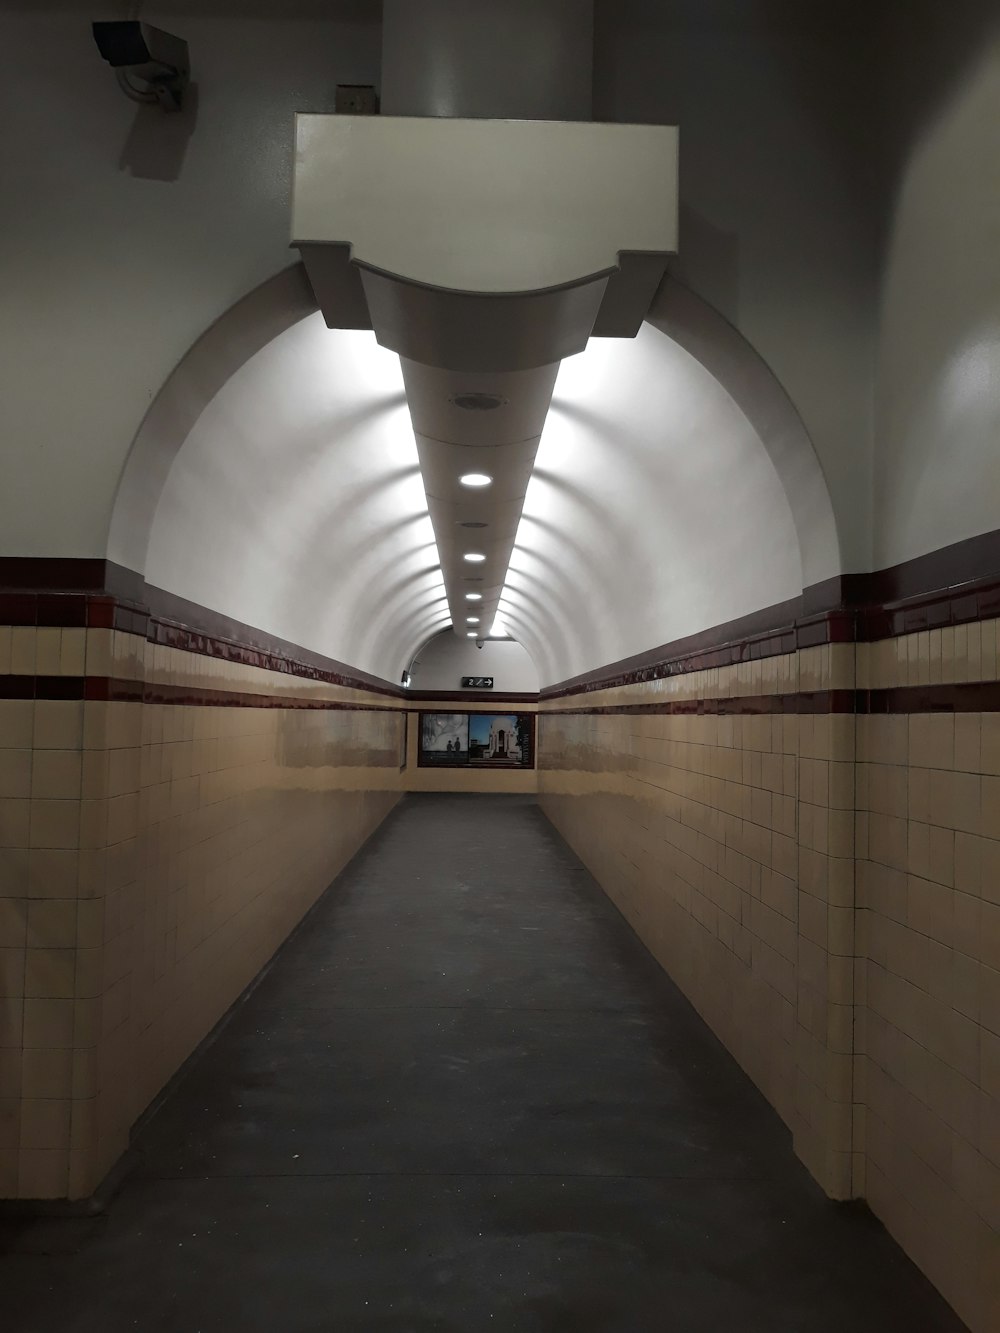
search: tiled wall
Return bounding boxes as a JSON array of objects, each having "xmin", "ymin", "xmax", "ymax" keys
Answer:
[
  {"xmin": 537, "ymin": 644, "xmax": 856, "ymax": 1200},
  {"xmin": 538, "ymin": 630, "xmax": 1000, "ymax": 1333},
  {"xmin": 856, "ymin": 626, "xmax": 1000, "ymax": 1332},
  {"xmin": 0, "ymin": 625, "xmax": 404, "ymax": 1200}
]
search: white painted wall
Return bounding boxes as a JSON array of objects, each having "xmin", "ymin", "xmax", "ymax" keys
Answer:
[
  {"xmin": 409, "ymin": 632, "xmax": 540, "ymax": 694},
  {"xmin": 595, "ymin": 0, "xmax": 878, "ymax": 572},
  {"xmin": 0, "ymin": 5, "xmax": 380, "ymax": 556},
  {"xmin": 873, "ymin": 1, "xmax": 1000, "ymax": 567}
]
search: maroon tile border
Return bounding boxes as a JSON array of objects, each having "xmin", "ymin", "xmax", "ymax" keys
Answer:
[
  {"xmin": 3, "ymin": 528, "xmax": 1000, "ymax": 715},
  {"xmin": 0, "ymin": 674, "xmax": 401, "ymax": 712},
  {"xmin": 0, "ymin": 561, "xmax": 403, "ymax": 701},
  {"xmin": 543, "ymin": 681, "xmax": 1000, "ymax": 719},
  {"xmin": 861, "ymin": 681, "xmax": 1000, "ymax": 715},
  {"xmin": 542, "ymin": 690, "xmax": 857, "ymax": 718},
  {"xmin": 405, "ymin": 690, "xmax": 539, "ymax": 705}
]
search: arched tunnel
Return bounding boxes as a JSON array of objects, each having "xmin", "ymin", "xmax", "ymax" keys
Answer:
[{"xmin": 0, "ymin": 2, "xmax": 998, "ymax": 1330}]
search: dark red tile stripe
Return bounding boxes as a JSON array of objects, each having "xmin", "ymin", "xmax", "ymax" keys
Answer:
[
  {"xmin": 0, "ymin": 674, "xmax": 401, "ymax": 712},
  {"xmin": 405, "ymin": 690, "xmax": 540, "ymax": 704},
  {"xmin": 543, "ymin": 690, "xmax": 856, "ymax": 718},
  {"xmin": 545, "ymin": 682, "xmax": 1000, "ymax": 718},
  {"xmin": 3, "ymin": 528, "xmax": 1000, "ymax": 712},
  {"xmin": 861, "ymin": 682, "xmax": 1000, "ymax": 715}
]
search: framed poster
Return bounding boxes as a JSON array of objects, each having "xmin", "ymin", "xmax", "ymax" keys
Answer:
[
  {"xmin": 419, "ymin": 712, "xmax": 470, "ymax": 765},
  {"xmin": 417, "ymin": 712, "xmax": 535, "ymax": 769}
]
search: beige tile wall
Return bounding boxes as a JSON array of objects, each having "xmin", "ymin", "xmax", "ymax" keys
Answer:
[
  {"xmin": 538, "ymin": 642, "xmax": 857, "ymax": 1201},
  {"xmin": 856, "ymin": 627, "xmax": 1000, "ymax": 1333},
  {"xmin": 538, "ymin": 628, "xmax": 1000, "ymax": 1333},
  {"xmin": 0, "ymin": 627, "xmax": 404, "ymax": 1200}
]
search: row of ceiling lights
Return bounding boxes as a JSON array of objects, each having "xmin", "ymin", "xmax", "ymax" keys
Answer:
[{"xmin": 460, "ymin": 471, "xmax": 493, "ymax": 637}]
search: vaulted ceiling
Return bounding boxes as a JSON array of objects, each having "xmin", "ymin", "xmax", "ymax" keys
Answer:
[{"xmin": 141, "ymin": 286, "xmax": 811, "ymax": 687}]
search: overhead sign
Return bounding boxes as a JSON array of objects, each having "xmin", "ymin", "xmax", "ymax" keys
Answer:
[{"xmin": 461, "ymin": 676, "xmax": 494, "ymax": 689}]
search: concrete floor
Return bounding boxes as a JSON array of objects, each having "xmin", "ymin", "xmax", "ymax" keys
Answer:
[{"xmin": 2, "ymin": 794, "xmax": 966, "ymax": 1331}]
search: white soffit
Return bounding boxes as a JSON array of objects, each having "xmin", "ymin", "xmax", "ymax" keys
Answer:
[{"xmin": 292, "ymin": 116, "xmax": 679, "ymax": 294}]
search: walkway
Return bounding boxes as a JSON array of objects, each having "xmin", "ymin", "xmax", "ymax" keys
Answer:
[{"xmin": 2, "ymin": 794, "xmax": 964, "ymax": 1331}]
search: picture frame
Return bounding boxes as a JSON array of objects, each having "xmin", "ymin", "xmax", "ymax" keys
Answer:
[{"xmin": 417, "ymin": 711, "xmax": 535, "ymax": 769}]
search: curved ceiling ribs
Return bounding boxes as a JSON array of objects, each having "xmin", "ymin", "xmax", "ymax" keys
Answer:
[{"xmin": 114, "ymin": 272, "xmax": 835, "ymax": 688}]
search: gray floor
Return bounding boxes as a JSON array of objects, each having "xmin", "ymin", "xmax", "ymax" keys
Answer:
[{"xmin": 1, "ymin": 794, "xmax": 966, "ymax": 1331}]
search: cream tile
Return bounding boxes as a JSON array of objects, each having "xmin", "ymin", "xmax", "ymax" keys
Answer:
[
  {"xmin": 60, "ymin": 630, "xmax": 87, "ymax": 677},
  {"xmin": 17, "ymin": 1146, "xmax": 69, "ymax": 1197},
  {"xmin": 26, "ymin": 900, "xmax": 77, "ymax": 949},
  {"xmin": 0, "ymin": 948, "xmax": 26, "ymax": 999},
  {"xmin": 28, "ymin": 800, "xmax": 80, "ymax": 851},
  {"xmin": 21, "ymin": 1048, "xmax": 73, "ymax": 1099},
  {"xmin": 0, "ymin": 898, "xmax": 27, "ymax": 948},
  {"xmin": 22, "ymin": 997, "xmax": 74, "ymax": 1049},
  {"xmin": 19, "ymin": 1099, "xmax": 72, "ymax": 1152},
  {"xmin": 26, "ymin": 849, "xmax": 77, "ymax": 900},
  {"xmin": 0, "ymin": 799, "xmax": 30, "ymax": 849},
  {"xmin": 23, "ymin": 948, "xmax": 75, "ymax": 999},
  {"xmin": 0, "ymin": 750, "xmax": 31, "ymax": 800},
  {"xmin": 30, "ymin": 750, "xmax": 82, "ymax": 801},
  {"xmin": 0, "ymin": 702, "xmax": 34, "ymax": 750},
  {"xmin": 33, "ymin": 702, "xmax": 84, "ymax": 751},
  {"xmin": 34, "ymin": 629, "xmax": 62, "ymax": 676},
  {"xmin": 9, "ymin": 628, "xmax": 36, "ymax": 676}
]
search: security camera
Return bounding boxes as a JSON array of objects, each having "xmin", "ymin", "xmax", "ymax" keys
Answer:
[
  {"xmin": 93, "ymin": 21, "xmax": 190, "ymax": 111},
  {"xmin": 476, "ymin": 639, "xmax": 484, "ymax": 650}
]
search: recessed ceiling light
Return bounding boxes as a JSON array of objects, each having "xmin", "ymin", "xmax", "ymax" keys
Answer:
[
  {"xmin": 465, "ymin": 593, "xmax": 482, "ymax": 601},
  {"xmin": 463, "ymin": 552, "xmax": 486, "ymax": 563},
  {"xmin": 466, "ymin": 631, "xmax": 478, "ymax": 638},
  {"xmin": 459, "ymin": 473, "xmax": 492, "ymax": 488},
  {"xmin": 466, "ymin": 617, "xmax": 480, "ymax": 624},
  {"xmin": 458, "ymin": 521, "xmax": 488, "ymax": 529}
]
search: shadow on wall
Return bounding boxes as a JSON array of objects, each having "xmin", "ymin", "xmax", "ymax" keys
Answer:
[
  {"xmin": 677, "ymin": 203, "xmax": 740, "ymax": 327},
  {"xmin": 877, "ymin": 0, "xmax": 1000, "ymax": 218},
  {"xmin": 119, "ymin": 84, "xmax": 200, "ymax": 181}
]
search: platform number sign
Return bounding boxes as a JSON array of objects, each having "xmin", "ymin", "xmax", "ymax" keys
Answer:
[{"xmin": 461, "ymin": 676, "xmax": 494, "ymax": 689}]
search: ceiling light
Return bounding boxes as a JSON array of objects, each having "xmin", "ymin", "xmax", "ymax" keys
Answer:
[
  {"xmin": 459, "ymin": 473, "xmax": 492, "ymax": 488},
  {"xmin": 465, "ymin": 593, "xmax": 482, "ymax": 601},
  {"xmin": 463, "ymin": 552, "xmax": 486, "ymax": 563},
  {"xmin": 466, "ymin": 617, "xmax": 480, "ymax": 624},
  {"xmin": 466, "ymin": 631, "xmax": 478, "ymax": 638}
]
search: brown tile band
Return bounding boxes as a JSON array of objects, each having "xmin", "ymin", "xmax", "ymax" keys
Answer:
[
  {"xmin": 405, "ymin": 690, "xmax": 540, "ymax": 705},
  {"xmin": 2, "ymin": 527, "xmax": 1000, "ymax": 710},
  {"xmin": 0, "ymin": 675, "xmax": 400, "ymax": 712},
  {"xmin": 544, "ymin": 682, "xmax": 1000, "ymax": 718},
  {"xmin": 543, "ymin": 690, "xmax": 857, "ymax": 717}
]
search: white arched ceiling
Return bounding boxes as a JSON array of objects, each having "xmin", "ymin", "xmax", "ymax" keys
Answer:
[
  {"xmin": 144, "ymin": 314, "xmax": 449, "ymax": 679},
  {"xmin": 121, "ymin": 270, "xmax": 836, "ymax": 689},
  {"xmin": 495, "ymin": 319, "xmax": 806, "ymax": 686}
]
